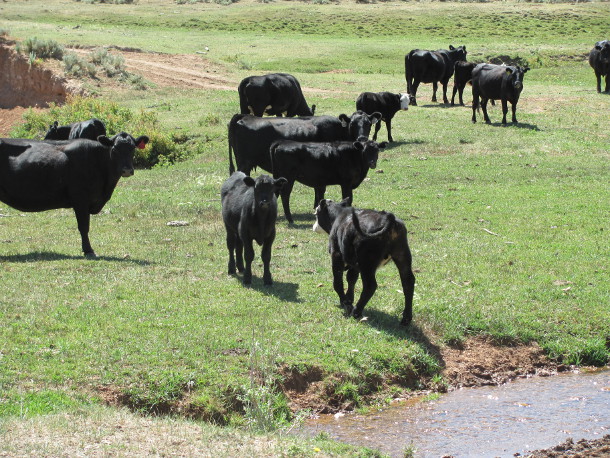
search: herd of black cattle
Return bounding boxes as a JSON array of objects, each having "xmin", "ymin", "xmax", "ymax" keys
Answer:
[{"xmin": 0, "ymin": 40, "xmax": 608, "ymax": 326}]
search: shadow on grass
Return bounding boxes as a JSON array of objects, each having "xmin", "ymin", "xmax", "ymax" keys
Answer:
[
  {"xmin": 0, "ymin": 251, "xmax": 153, "ymax": 265},
  {"xmin": 279, "ymin": 212, "xmax": 315, "ymax": 230},
  {"xmin": 230, "ymin": 275, "xmax": 301, "ymax": 303},
  {"xmin": 338, "ymin": 305, "xmax": 446, "ymax": 371}
]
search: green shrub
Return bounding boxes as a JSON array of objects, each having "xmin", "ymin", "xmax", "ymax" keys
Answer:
[
  {"xmin": 11, "ymin": 96, "xmax": 193, "ymax": 168},
  {"xmin": 16, "ymin": 37, "xmax": 64, "ymax": 60},
  {"xmin": 90, "ymin": 48, "xmax": 126, "ymax": 77},
  {"xmin": 63, "ymin": 53, "xmax": 97, "ymax": 78}
]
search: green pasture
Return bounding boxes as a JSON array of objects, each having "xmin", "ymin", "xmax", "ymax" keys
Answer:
[{"xmin": 1, "ymin": 0, "xmax": 609, "ymax": 454}]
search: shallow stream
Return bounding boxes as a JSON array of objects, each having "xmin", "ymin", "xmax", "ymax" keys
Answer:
[{"xmin": 297, "ymin": 369, "xmax": 610, "ymax": 457}]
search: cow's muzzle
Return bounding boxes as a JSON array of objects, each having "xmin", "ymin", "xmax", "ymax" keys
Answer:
[
  {"xmin": 514, "ymin": 81, "xmax": 523, "ymax": 90},
  {"xmin": 122, "ymin": 168, "xmax": 135, "ymax": 177},
  {"xmin": 369, "ymin": 161, "xmax": 377, "ymax": 169}
]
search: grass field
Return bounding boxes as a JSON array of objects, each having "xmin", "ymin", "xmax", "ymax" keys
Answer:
[{"xmin": 1, "ymin": 0, "xmax": 609, "ymax": 454}]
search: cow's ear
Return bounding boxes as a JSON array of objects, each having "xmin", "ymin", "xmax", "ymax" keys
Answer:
[
  {"xmin": 463, "ymin": 45, "xmax": 466, "ymax": 52},
  {"xmin": 52, "ymin": 121, "xmax": 58, "ymax": 128},
  {"xmin": 449, "ymin": 45, "xmax": 455, "ymax": 50},
  {"xmin": 338, "ymin": 114, "xmax": 350, "ymax": 127},
  {"xmin": 135, "ymin": 135, "xmax": 150, "ymax": 149},
  {"xmin": 340, "ymin": 196, "xmax": 352, "ymax": 207},
  {"xmin": 97, "ymin": 135, "xmax": 113, "ymax": 146},
  {"xmin": 522, "ymin": 67, "xmax": 530, "ymax": 73},
  {"xmin": 353, "ymin": 141, "xmax": 364, "ymax": 151},
  {"xmin": 378, "ymin": 141, "xmax": 388, "ymax": 149},
  {"xmin": 370, "ymin": 112, "xmax": 382, "ymax": 124},
  {"xmin": 243, "ymin": 176, "xmax": 256, "ymax": 187},
  {"xmin": 505, "ymin": 68, "xmax": 514, "ymax": 75},
  {"xmin": 274, "ymin": 177, "xmax": 287, "ymax": 190},
  {"xmin": 595, "ymin": 44, "xmax": 603, "ymax": 50}
]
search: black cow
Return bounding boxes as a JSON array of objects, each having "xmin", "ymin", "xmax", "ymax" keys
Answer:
[
  {"xmin": 405, "ymin": 45, "xmax": 467, "ymax": 106},
  {"xmin": 589, "ymin": 40, "xmax": 610, "ymax": 93},
  {"xmin": 270, "ymin": 139, "xmax": 387, "ymax": 223},
  {"xmin": 313, "ymin": 197, "xmax": 415, "ymax": 326},
  {"xmin": 471, "ymin": 63, "xmax": 529, "ymax": 124},
  {"xmin": 0, "ymin": 133, "xmax": 149, "ymax": 257},
  {"xmin": 451, "ymin": 61, "xmax": 477, "ymax": 106},
  {"xmin": 238, "ymin": 73, "xmax": 316, "ymax": 117},
  {"xmin": 228, "ymin": 111, "xmax": 382, "ymax": 175},
  {"xmin": 355, "ymin": 92, "xmax": 410, "ymax": 142},
  {"xmin": 43, "ymin": 118, "xmax": 107, "ymax": 141},
  {"xmin": 221, "ymin": 172, "xmax": 287, "ymax": 286}
]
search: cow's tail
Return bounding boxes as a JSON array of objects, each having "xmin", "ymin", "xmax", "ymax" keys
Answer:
[
  {"xmin": 228, "ymin": 114, "xmax": 247, "ymax": 175},
  {"xmin": 351, "ymin": 208, "xmax": 395, "ymax": 239}
]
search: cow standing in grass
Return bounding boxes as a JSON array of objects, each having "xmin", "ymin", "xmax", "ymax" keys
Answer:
[
  {"xmin": 0, "ymin": 133, "xmax": 149, "ymax": 257},
  {"xmin": 589, "ymin": 40, "xmax": 610, "ymax": 93},
  {"xmin": 221, "ymin": 172, "xmax": 286, "ymax": 286},
  {"xmin": 355, "ymin": 92, "xmax": 410, "ymax": 142}
]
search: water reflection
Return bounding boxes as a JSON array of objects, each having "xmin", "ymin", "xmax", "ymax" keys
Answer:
[{"xmin": 297, "ymin": 369, "xmax": 610, "ymax": 457}]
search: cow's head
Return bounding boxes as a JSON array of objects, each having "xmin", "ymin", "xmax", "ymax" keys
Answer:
[
  {"xmin": 43, "ymin": 121, "xmax": 60, "ymax": 140},
  {"xmin": 505, "ymin": 66, "xmax": 529, "ymax": 91},
  {"xmin": 449, "ymin": 45, "xmax": 467, "ymax": 62},
  {"xmin": 313, "ymin": 197, "xmax": 352, "ymax": 234},
  {"xmin": 596, "ymin": 40, "xmax": 610, "ymax": 64},
  {"xmin": 99, "ymin": 132, "xmax": 149, "ymax": 178},
  {"xmin": 354, "ymin": 138, "xmax": 387, "ymax": 170},
  {"xmin": 339, "ymin": 111, "xmax": 382, "ymax": 140},
  {"xmin": 398, "ymin": 93, "xmax": 411, "ymax": 110},
  {"xmin": 243, "ymin": 174, "xmax": 286, "ymax": 210}
]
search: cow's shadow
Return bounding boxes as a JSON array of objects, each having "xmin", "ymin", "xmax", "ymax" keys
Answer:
[
  {"xmin": 0, "ymin": 251, "xmax": 152, "ymax": 265},
  {"xmin": 279, "ymin": 212, "xmax": 315, "ymax": 230},
  {"xmin": 232, "ymin": 276, "xmax": 301, "ymax": 303},
  {"xmin": 338, "ymin": 306, "xmax": 445, "ymax": 371},
  {"xmin": 486, "ymin": 121, "xmax": 540, "ymax": 131}
]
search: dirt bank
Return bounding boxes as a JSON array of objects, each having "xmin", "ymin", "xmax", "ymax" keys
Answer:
[{"xmin": 0, "ymin": 41, "xmax": 81, "ymax": 109}]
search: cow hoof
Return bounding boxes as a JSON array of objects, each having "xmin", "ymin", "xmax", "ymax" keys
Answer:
[
  {"xmin": 400, "ymin": 317, "xmax": 412, "ymax": 327},
  {"xmin": 263, "ymin": 277, "xmax": 273, "ymax": 286},
  {"xmin": 84, "ymin": 252, "xmax": 97, "ymax": 259}
]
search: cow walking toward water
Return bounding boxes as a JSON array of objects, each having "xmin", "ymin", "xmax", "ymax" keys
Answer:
[
  {"xmin": 405, "ymin": 45, "xmax": 467, "ymax": 105},
  {"xmin": 471, "ymin": 63, "xmax": 529, "ymax": 124},
  {"xmin": 221, "ymin": 172, "xmax": 286, "ymax": 286},
  {"xmin": 0, "ymin": 133, "xmax": 149, "ymax": 257},
  {"xmin": 313, "ymin": 197, "xmax": 416, "ymax": 326}
]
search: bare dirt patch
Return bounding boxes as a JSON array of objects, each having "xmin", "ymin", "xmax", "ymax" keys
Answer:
[{"xmin": 526, "ymin": 435, "xmax": 610, "ymax": 457}]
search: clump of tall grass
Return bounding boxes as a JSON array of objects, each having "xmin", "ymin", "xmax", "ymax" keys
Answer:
[
  {"xmin": 11, "ymin": 96, "xmax": 198, "ymax": 168},
  {"xmin": 90, "ymin": 48, "xmax": 126, "ymax": 77},
  {"xmin": 16, "ymin": 37, "xmax": 64, "ymax": 60}
]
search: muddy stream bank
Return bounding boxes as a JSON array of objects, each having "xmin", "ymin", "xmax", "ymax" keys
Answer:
[{"xmin": 296, "ymin": 369, "xmax": 610, "ymax": 457}]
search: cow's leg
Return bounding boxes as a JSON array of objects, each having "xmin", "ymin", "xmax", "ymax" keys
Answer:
[
  {"xmin": 511, "ymin": 101, "xmax": 519, "ymax": 124},
  {"xmin": 226, "ymin": 229, "xmax": 237, "ymax": 274},
  {"xmin": 242, "ymin": 239, "xmax": 255, "ymax": 285},
  {"xmin": 451, "ymin": 84, "xmax": 458, "ymax": 106},
  {"xmin": 441, "ymin": 81, "xmax": 449, "ymax": 104},
  {"xmin": 314, "ymin": 186, "xmax": 326, "ymax": 209},
  {"xmin": 235, "ymin": 237, "xmax": 244, "ymax": 273},
  {"xmin": 411, "ymin": 79, "xmax": 420, "ymax": 106},
  {"xmin": 344, "ymin": 267, "xmax": 359, "ymax": 316},
  {"xmin": 385, "ymin": 119, "xmax": 393, "ymax": 143},
  {"xmin": 481, "ymin": 99, "xmax": 492, "ymax": 124},
  {"xmin": 261, "ymin": 231, "xmax": 275, "ymax": 286},
  {"xmin": 352, "ymin": 265, "xmax": 377, "ymax": 319},
  {"xmin": 459, "ymin": 85, "xmax": 465, "ymax": 106},
  {"xmin": 372, "ymin": 120, "xmax": 381, "ymax": 141},
  {"xmin": 595, "ymin": 72, "xmax": 602, "ymax": 93},
  {"xmin": 331, "ymin": 252, "xmax": 347, "ymax": 307},
  {"xmin": 604, "ymin": 74, "xmax": 609, "ymax": 93},
  {"xmin": 280, "ymin": 179, "xmax": 295, "ymax": 224},
  {"xmin": 393, "ymin": 252, "xmax": 416, "ymax": 326},
  {"xmin": 471, "ymin": 91, "xmax": 479, "ymax": 123},
  {"xmin": 501, "ymin": 98, "xmax": 509, "ymax": 124},
  {"xmin": 74, "ymin": 207, "xmax": 95, "ymax": 258},
  {"xmin": 340, "ymin": 184, "xmax": 353, "ymax": 205},
  {"xmin": 431, "ymin": 81, "xmax": 438, "ymax": 102}
]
